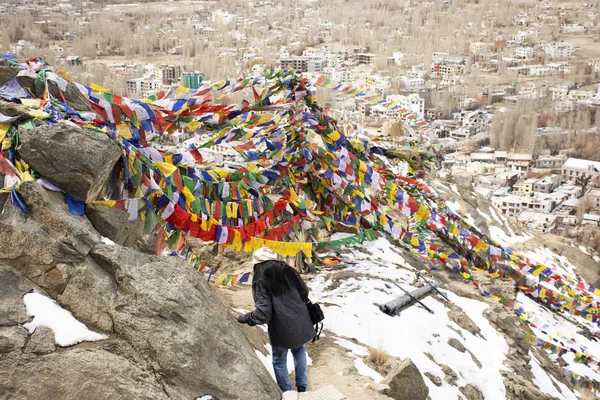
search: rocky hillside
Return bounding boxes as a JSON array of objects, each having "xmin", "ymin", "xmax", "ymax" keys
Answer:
[{"xmin": 2, "ymin": 55, "xmax": 600, "ymax": 400}]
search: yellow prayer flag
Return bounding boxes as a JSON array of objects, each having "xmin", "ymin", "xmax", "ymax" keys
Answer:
[
  {"xmin": 155, "ymin": 162, "xmax": 177, "ymax": 177},
  {"xmin": 411, "ymin": 236, "xmax": 420, "ymax": 247},
  {"xmin": 416, "ymin": 205, "xmax": 430, "ymax": 222},
  {"xmin": 92, "ymin": 200, "xmax": 117, "ymax": 207},
  {"xmin": 90, "ymin": 83, "xmax": 109, "ymax": 93},
  {"xmin": 247, "ymin": 163, "xmax": 259, "ymax": 174},
  {"xmin": 0, "ymin": 124, "xmax": 9, "ymax": 142},
  {"xmin": 116, "ymin": 124, "xmax": 132, "ymax": 139},
  {"xmin": 186, "ymin": 121, "xmax": 202, "ymax": 132},
  {"xmin": 21, "ymin": 98, "xmax": 42, "ymax": 108},
  {"xmin": 327, "ymin": 130, "xmax": 341, "ymax": 142},
  {"xmin": 181, "ymin": 187, "xmax": 196, "ymax": 208},
  {"xmin": 533, "ymin": 265, "xmax": 546, "ymax": 277}
]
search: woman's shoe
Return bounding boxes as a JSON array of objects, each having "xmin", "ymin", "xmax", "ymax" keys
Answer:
[{"xmin": 297, "ymin": 387, "xmax": 307, "ymax": 393}]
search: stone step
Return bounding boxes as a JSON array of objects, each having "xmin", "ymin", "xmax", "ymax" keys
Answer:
[{"xmin": 282, "ymin": 385, "xmax": 346, "ymax": 400}]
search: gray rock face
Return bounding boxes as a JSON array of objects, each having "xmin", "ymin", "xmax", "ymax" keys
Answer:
[
  {"xmin": 0, "ymin": 179, "xmax": 281, "ymax": 398},
  {"xmin": 24, "ymin": 327, "xmax": 56, "ymax": 355},
  {"xmin": 86, "ymin": 204, "xmax": 144, "ymax": 248},
  {"xmin": 90, "ymin": 244, "xmax": 280, "ymax": 399},
  {"xmin": 447, "ymin": 337, "xmax": 466, "ymax": 353},
  {"xmin": 1, "ymin": 347, "xmax": 170, "ymax": 399},
  {"xmin": 382, "ymin": 358, "xmax": 429, "ymax": 400},
  {"xmin": 18, "ymin": 125, "xmax": 122, "ymax": 202},
  {"xmin": 460, "ymin": 384, "xmax": 484, "ymax": 400},
  {"xmin": 0, "ymin": 66, "xmax": 20, "ymax": 86}
]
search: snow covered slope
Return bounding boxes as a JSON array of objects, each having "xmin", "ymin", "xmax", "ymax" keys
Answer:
[{"xmin": 306, "ymin": 236, "xmax": 589, "ymax": 399}]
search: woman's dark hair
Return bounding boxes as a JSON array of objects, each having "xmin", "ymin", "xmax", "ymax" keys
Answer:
[{"xmin": 254, "ymin": 260, "xmax": 300, "ymax": 297}]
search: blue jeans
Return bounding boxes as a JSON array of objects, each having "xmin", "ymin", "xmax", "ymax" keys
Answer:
[{"xmin": 272, "ymin": 345, "xmax": 308, "ymax": 392}]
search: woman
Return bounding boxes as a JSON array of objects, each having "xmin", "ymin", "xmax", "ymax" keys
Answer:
[{"xmin": 237, "ymin": 248, "xmax": 316, "ymax": 393}]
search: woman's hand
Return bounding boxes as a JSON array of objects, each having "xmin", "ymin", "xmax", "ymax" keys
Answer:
[{"xmin": 237, "ymin": 313, "xmax": 250, "ymax": 324}]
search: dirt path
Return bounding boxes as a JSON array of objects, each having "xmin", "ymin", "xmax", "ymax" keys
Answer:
[{"xmin": 219, "ymin": 286, "xmax": 391, "ymax": 400}]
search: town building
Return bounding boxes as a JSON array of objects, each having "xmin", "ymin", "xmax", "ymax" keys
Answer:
[
  {"xmin": 585, "ymin": 188, "xmax": 600, "ymax": 210},
  {"xmin": 517, "ymin": 211, "xmax": 557, "ymax": 233},
  {"xmin": 386, "ymin": 94, "xmax": 425, "ymax": 119},
  {"xmin": 515, "ymin": 47, "xmax": 534, "ymax": 59},
  {"xmin": 561, "ymin": 158, "xmax": 600, "ymax": 183},
  {"xmin": 470, "ymin": 42, "xmax": 493, "ymax": 55},
  {"xmin": 156, "ymin": 64, "xmax": 182, "ymax": 85},
  {"xmin": 533, "ymin": 175, "xmax": 560, "ymax": 193},
  {"xmin": 182, "ymin": 71, "xmax": 204, "ymax": 89},
  {"xmin": 356, "ymin": 53, "xmax": 376, "ymax": 65},
  {"xmin": 535, "ymin": 155, "xmax": 567, "ymax": 169},
  {"xmin": 545, "ymin": 41, "xmax": 573, "ymax": 59}
]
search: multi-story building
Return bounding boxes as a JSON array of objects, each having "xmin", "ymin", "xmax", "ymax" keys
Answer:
[
  {"xmin": 181, "ymin": 71, "xmax": 204, "ymax": 89},
  {"xmin": 470, "ymin": 42, "xmax": 493, "ymax": 55},
  {"xmin": 535, "ymin": 155, "xmax": 566, "ymax": 169},
  {"xmin": 400, "ymin": 77, "xmax": 424, "ymax": 88},
  {"xmin": 534, "ymin": 175, "xmax": 560, "ymax": 193},
  {"xmin": 556, "ymin": 184, "xmax": 584, "ymax": 200},
  {"xmin": 278, "ymin": 56, "xmax": 326, "ymax": 73},
  {"xmin": 386, "ymin": 93, "xmax": 425, "ymax": 119},
  {"xmin": 585, "ymin": 188, "xmax": 600, "ymax": 210},
  {"xmin": 550, "ymin": 84, "xmax": 569, "ymax": 101},
  {"xmin": 515, "ymin": 47, "xmax": 534, "ymax": 59},
  {"xmin": 156, "ymin": 64, "xmax": 182, "ymax": 85},
  {"xmin": 545, "ymin": 41, "xmax": 573, "ymax": 59},
  {"xmin": 561, "ymin": 158, "xmax": 600, "ymax": 183},
  {"xmin": 356, "ymin": 53, "xmax": 376, "ymax": 65},
  {"xmin": 492, "ymin": 193, "xmax": 558, "ymax": 217},
  {"xmin": 125, "ymin": 77, "xmax": 162, "ymax": 97},
  {"xmin": 507, "ymin": 153, "xmax": 533, "ymax": 176}
]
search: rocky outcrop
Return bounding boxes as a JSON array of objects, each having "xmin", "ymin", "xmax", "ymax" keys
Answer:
[
  {"xmin": 18, "ymin": 124, "xmax": 122, "ymax": 202},
  {"xmin": 85, "ymin": 203, "xmax": 144, "ymax": 247},
  {"xmin": 0, "ymin": 125, "xmax": 281, "ymax": 399},
  {"xmin": 382, "ymin": 358, "xmax": 429, "ymax": 400}
]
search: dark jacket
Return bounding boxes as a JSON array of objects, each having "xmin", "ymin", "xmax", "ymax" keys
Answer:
[{"xmin": 240, "ymin": 261, "xmax": 316, "ymax": 349}]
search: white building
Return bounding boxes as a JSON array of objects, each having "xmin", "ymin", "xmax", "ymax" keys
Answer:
[
  {"xmin": 550, "ymin": 84, "xmax": 569, "ymax": 101},
  {"xmin": 545, "ymin": 42, "xmax": 573, "ymax": 59},
  {"xmin": 125, "ymin": 77, "xmax": 163, "ymax": 97},
  {"xmin": 561, "ymin": 158, "xmax": 600, "ymax": 183},
  {"xmin": 387, "ymin": 93, "xmax": 425, "ymax": 119},
  {"xmin": 470, "ymin": 42, "xmax": 493, "ymax": 55},
  {"xmin": 400, "ymin": 76, "xmax": 424, "ymax": 88},
  {"xmin": 515, "ymin": 47, "xmax": 534, "ymax": 59},
  {"xmin": 492, "ymin": 193, "xmax": 558, "ymax": 217}
]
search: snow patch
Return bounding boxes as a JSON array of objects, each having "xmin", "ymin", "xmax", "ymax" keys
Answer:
[
  {"xmin": 334, "ymin": 337, "xmax": 370, "ymax": 357},
  {"xmin": 477, "ymin": 208, "xmax": 492, "ymax": 223},
  {"xmin": 529, "ymin": 351, "xmax": 577, "ymax": 400},
  {"xmin": 489, "ymin": 226, "xmax": 531, "ymax": 246},
  {"xmin": 446, "ymin": 201, "xmax": 461, "ymax": 215},
  {"xmin": 354, "ymin": 358, "xmax": 384, "ymax": 383},
  {"xmin": 23, "ymin": 292, "xmax": 108, "ymax": 346},
  {"xmin": 101, "ymin": 237, "xmax": 115, "ymax": 246}
]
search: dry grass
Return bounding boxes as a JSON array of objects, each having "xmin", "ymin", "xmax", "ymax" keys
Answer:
[
  {"xmin": 578, "ymin": 388, "xmax": 597, "ymax": 400},
  {"xmin": 368, "ymin": 347, "xmax": 390, "ymax": 369}
]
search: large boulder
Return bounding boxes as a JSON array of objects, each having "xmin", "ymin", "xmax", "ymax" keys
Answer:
[
  {"xmin": 2, "ymin": 346, "xmax": 171, "ymax": 399},
  {"xmin": 90, "ymin": 243, "xmax": 280, "ymax": 399},
  {"xmin": 382, "ymin": 358, "xmax": 429, "ymax": 400},
  {"xmin": 85, "ymin": 203, "xmax": 144, "ymax": 248},
  {"xmin": 18, "ymin": 124, "xmax": 122, "ymax": 202},
  {"xmin": 0, "ymin": 181, "xmax": 281, "ymax": 398}
]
